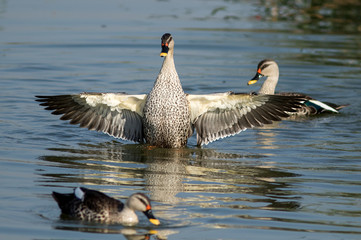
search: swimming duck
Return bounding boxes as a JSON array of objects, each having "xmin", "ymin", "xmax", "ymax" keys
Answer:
[
  {"xmin": 52, "ymin": 187, "xmax": 160, "ymax": 226},
  {"xmin": 36, "ymin": 33, "xmax": 305, "ymax": 148},
  {"xmin": 248, "ymin": 59, "xmax": 347, "ymax": 116}
]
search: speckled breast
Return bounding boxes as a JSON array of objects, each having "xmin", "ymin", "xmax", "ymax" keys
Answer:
[{"xmin": 143, "ymin": 80, "xmax": 191, "ymax": 148}]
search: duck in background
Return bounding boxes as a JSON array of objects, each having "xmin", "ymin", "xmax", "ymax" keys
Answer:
[
  {"xmin": 248, "ymin": 59, "xmax": 348, "ymax": 116},
  {"xmin": 52, "ymin": 187, "xmax": 160, "ymax": 226}
]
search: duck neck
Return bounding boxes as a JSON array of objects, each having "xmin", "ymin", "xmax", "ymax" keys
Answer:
[
  {"xmin": 156, "ymin": 50, "xmax": 182, "ymax": 87},
  {"xmin": 258, "ymin": 74, "xmax": 279, "ymax": 95},
  {"xmin": 119, "ymin": 205, "xmax": 138, "ymax": 225}
]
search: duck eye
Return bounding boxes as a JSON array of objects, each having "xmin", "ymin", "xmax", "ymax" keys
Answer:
[{"xmin": 137, "ymin": 196, "xmax": 148, "ymax": 207}]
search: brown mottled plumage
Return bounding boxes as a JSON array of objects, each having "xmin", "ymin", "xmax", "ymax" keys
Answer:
[{"xmin": 52, "ymin": 187, "xmax": 160, "ymax": 226}]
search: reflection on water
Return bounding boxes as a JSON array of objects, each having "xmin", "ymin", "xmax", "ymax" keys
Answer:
[
  {"xmin": 38, "ymin": 142, "xmax": 304, "ymax": 233},
  {"xmin": 1, "ymin": 0, "xmax": 360, "ymax": 238},
  {"xmin": 54, "ymin": 222, "xmax": 177, "ymax": 239},
  {"xmin": 259, "ymin": 0, "xmax": 361, "ymax": 33},
  {"xmin": 36, "ymin": 135, "xmax": 361, "ymax": 235}
]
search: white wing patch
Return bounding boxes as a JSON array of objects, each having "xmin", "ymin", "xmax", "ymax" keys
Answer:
[
  {"xmin": 187, "ymin": 92, "xmax": 265, "ymax": 123},
  {"xmin": 308, "ymin": 99, "xmax": 339, "ymax": 113},
  {"xmin": 74, "ymin": 187, "xmax": 85, "ymax": 201},
  {"xmin": 79, "ymin": 93, "xmax": 147, "ymax": 116}
]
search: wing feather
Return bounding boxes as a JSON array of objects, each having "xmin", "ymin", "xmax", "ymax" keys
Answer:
[
  {"xmin": 187, "ymin": 92, "xmax": 304, "ymax": 145},
  {"xmin": 79, "ymin": 187, "xmax": 123, "ymax": 213},
  {"xmin": 36, "ymin": 93, "xmax": 147, "ymax": 142}
]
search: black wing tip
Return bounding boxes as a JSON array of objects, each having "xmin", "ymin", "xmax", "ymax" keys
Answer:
[
  {"xmin": 35, "ymin": 95, "xmax": 64, "ymax": 103},
  {"xmin": 35, "ymin": 95, "xmax": 60, "ymax": 99},
  {"xmin": 270, "ymin": 95, "xmax": 306, "ymax": 108},
  {"xmin": 35, "ymin": 95, "xmax": 51, "ymax": 102}
]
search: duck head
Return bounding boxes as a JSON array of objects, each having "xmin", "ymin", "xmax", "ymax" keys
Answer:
[
  {"xmin": 248, "ymin": 59, "xmax": 279, "ymax": 85},
  {"xmin": 127, "ymin": 193, "xmax": 160, "ymax": 225},
  {"xmin": 160, "ymin": 33, "xmax": 174, "ymax": 57}
]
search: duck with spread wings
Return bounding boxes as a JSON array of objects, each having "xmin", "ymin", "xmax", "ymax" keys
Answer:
[{"xmin": 36, "ymin": 34, "xmax": 305, "ymax": 148}]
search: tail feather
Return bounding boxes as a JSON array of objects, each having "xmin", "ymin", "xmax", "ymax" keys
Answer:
[
  {"xmin": 52, "ymin": 191, "xmax": 76, "ymax": 214},
  {"xmin": 323, "ymin": 102, "xmax": 349, "ymax": 111}
]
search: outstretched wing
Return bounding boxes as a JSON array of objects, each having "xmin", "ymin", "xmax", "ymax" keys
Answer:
[
  {"xmin": 187, "ymin": 92, "xmax": 304, "ymax": 145},
  {"xmin": 36, "ymin": 92, "xmax": 147, "ymax": 142}
]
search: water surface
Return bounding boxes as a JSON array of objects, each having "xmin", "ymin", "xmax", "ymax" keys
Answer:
[{"xmin": 1, "ymin": 0, "xmax": 361, "ymax": 239}]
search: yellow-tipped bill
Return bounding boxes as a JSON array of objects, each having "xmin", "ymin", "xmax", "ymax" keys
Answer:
[
  {"xmin": 249, "ymin": 69, "xmax": 263, "ymax": 85},
  {"xmin": 248, "ymin": 79, "xmax": 258, "ymax": 85},
  {"xmin": 144, "ymin": 207, "xmax": 160, "ymax": 225},
  {"xmin": 160, "ymin": 42, "xmax": 169, "ymax": 57},
  {"xmin": 149, "ymin": 218, "xmax": 160, "ymax": 225}
]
